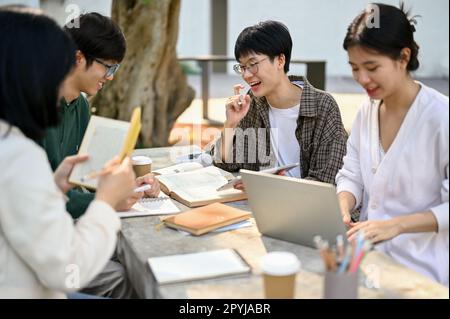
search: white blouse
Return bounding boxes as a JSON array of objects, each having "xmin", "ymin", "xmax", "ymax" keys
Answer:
[
  {"xmin": 336, "ymin": 83, "xmax": 449, "ymax": 286},
  {"xmin": 0, "ymin": 121, "xmax": 121, "ymax": 298}
]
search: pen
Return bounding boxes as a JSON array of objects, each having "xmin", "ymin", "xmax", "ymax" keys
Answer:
[
  {"xmin": 348, "ymin": 232, "xmax": 367, "ymax": 272},
  {"xmin": 319, "ymin": 241, "xmax": 333, "ymax": 271},
  {"xmin": 353, "ymin": 231, "xmax": 366, "ymax": 258},
  {"xmin": 314, "ymin": 236, "xmax": 328, "ymax": 268},
  {"xmin": 313, "ymin": 235, "xmax": 323, "ymax": 249},
  {"xmin": 327, "ymin": 249, "xmax": 338, "ymax": 272},
  {"xmin": 134, "ymin": 184, "xmax": 152, "ymax": 193},
  {"xmin": 336, "ymin": 234, "xmax": 345, "ymax": 262},
  {"xmin": 338, "ymin": 246, "xmax": 352, "ymax": 274},
  {"xmin": 349, "ymin": 241, "xmax": 372, "ymax": 273}
]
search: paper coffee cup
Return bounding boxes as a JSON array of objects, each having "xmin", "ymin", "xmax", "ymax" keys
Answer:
[
  {"xmin": 260, "ymin": 252, "xmax": 301, "ymax": 299},
  {"xmin": 131, "ymin": 155, "xmax": 152, "ymax": 177}
]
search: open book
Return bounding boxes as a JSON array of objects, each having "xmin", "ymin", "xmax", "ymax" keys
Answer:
[
  {"xmin": 69, "ymin": 108, "xmax": 141, "ymax": 189},
  {"xmin": 153, "ymin": 161, "xmax": 206, "ymax": 176},
  {"xmin": 148, "ymin": 248, "xmax": 251, "ymax": 285},
  {"xmin": 155, "ymin": 163, "xmax": 247, "ymax": 207},
  {"xmin": 162, "ymin": 202, "xmax": 251, "ymax": 236}
]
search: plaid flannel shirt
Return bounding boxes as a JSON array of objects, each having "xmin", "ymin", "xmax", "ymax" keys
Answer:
[{"xmin": 212, "ymin": 76, "xmax": 347, "ymax": 185}]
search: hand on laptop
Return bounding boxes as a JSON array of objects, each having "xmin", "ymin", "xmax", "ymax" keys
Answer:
[
  {"xmin": 233, "ymin": 180, "xmax": 245, "ymax": 191},
  {"xmin": 342, "ymin": 211, "xmax": 352, "ymax": 226},
  {"xmin": 347, "ymin": 219, "xmax": 401, "ymax": 244},
  {"xmin": 338, "ymin": 192, "xmax": 356, "ymax": 227},
  {"xmin": 276, "ymin": 170, "xmax": 286, "ymax": 176},
  {"xmin": 233, "ymin": 170, "xmax": 286, "ymax": 191}
]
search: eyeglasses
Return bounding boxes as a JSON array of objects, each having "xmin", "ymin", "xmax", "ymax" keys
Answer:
[
  {"xmin": 94, "ymin": 58, "xmax": 120, "ymax": 78},
  {"xmin": 233, "ymin": 57, "xmax": 268, "ymax": 75}
]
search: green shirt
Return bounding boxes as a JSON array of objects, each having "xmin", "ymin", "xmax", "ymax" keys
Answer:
[{"xmin": 40, "ymin": 95, "xmax": 94, "ymax": 219}]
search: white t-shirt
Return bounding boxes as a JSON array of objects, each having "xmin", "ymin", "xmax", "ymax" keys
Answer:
[{"xmin": 268, "ymin": 104, "xmax": 301, "ymax": 177}]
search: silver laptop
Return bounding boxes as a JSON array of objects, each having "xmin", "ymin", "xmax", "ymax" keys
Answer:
[{"xmin": 241, "ymin": 169, "xmax": 347, "ymax": 248}]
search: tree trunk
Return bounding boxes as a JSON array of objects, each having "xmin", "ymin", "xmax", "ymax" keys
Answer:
[{"xmin": 90, "ymin": 0, "xmax": 195, "ymax": 147}]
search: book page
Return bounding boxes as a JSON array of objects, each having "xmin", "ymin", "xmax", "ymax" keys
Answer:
[
  {"xmin": 148, "ymin": 249, "xmax": 250, "ymax": 284},
  {"xmin": 153, "ymin": 162, "xmax": 204, "ymax": 176},
  {"xmin": 69, "ymin": 116, "xmax": 130, "ymax": 189},
  {"xmin": 156, "ymin": 166, "xmax": 242, "ymax": 203}
]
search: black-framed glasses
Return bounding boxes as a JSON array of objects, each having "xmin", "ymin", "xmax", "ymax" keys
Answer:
[
  {"xmin": 94, "ymin": 58, "xmax": 120, "ymax": 78},
  {"xmin": 233, "ymin": 57, "xmax": 268, "ymax": 75}
]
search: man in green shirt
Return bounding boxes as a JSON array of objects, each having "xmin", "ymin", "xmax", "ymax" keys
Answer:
[
  {"xmin": 42, "ymin": 95, "xmax": 93, "ymax": 217},
  {"xmin": 40, "ymin": 13, "xmax": 159, "ymax": 298}
]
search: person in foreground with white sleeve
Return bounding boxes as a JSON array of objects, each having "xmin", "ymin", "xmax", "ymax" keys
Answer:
[
  {"xmin": 0, "ymin": 9, "xmax": 136, "ymax": 298},
  {"xmin": 336, "ymin": 3, "xmax": 448, "ymax": 287}
]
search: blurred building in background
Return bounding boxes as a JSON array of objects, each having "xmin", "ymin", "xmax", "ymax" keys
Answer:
[
  {"xmin": 1, "ymin": 0, "xmax": 448, "ymax": 145},
  {"xmin": 1, "ymin": 0, "xmax": 448, "ymax": 79}
]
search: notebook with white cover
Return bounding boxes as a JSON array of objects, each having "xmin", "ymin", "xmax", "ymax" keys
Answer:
[
  {"xmin": 117, "ymin": 195, "xmax": 180, "ymax": 218},
  {"xmin": 148, "ymin": 248, "xmax": 251, "ymax": 284}
]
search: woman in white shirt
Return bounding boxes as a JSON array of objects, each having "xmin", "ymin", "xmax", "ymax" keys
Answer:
[
  {"xmin": 0, "ymin": 9, "xmax": 136, "ymax": 298},
  {"xmin": 336, "ymin": 3, "xmax": 448, "ymax": 286}
]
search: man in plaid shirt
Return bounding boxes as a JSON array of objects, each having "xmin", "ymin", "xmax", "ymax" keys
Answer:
[{"xmin": 212, "ymin": 20, "xmax": 347, "ymax": 185}]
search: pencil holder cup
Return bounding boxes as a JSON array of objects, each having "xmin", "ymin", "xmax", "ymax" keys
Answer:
[{"xmin": 323, "ymin": 271, "xmax": 358, "ymax": 299}]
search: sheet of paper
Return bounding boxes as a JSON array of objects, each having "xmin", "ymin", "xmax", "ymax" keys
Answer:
[
  {"xmin": 117, "ymin": 195, "xmax": 180, "ymax": 218},
  {"xmin": 148, "ymin": 249, "xmax": 250, "ymax": 284},
  {"xmin": 81, "ymin": 126, "xmax": 126, "ymax": 174}
]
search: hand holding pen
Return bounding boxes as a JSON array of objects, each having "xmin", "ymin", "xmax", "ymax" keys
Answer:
[
  {"xmin": 224, "ymin": 84, "xmax": 251, "ymax": 129},
  {"xmin": 95, "ymin": 156, "xmax": 136, "ymax": 210}
]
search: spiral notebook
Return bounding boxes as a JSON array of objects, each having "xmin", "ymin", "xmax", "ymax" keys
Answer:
[{"xmin": 117, "ymin": 196, "xmax": 180, "ymax": 218}]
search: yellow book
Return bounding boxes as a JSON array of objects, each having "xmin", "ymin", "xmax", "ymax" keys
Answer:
[
  {"xmin": 118, "ymin": 107, "xmax": 141, "ymax": 161},
  {"xmin": 69, "ymin": 107, "xmax": 141, "ymax": 190}
]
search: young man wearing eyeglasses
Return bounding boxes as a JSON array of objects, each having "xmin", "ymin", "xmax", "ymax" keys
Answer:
[
  {"xmin": 39, "ymin": 13, "xmax": 159, "ymax": 298},
  {"xmin": 212, "ymin": 20, "xmax": 347, "ymax": 186}
]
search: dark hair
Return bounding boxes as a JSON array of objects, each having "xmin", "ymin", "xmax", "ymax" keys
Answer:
[
  {"xmin": 0, "ymin": 9, "xmax": 76, "ymax": 141},
  {"xmin": 343, "ymin": 3, "xmax": 420, "ymax": 71},
  {"xmin": 234, "ymin": 20, "xmax": 292, "ymax": 73},
  {"xmin": 64, "ymin": 12, "xmax": 126, "ymax": 67}
]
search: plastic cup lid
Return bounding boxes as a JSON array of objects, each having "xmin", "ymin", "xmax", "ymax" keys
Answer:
[
  {"xmin": 131, "ymin": 155, "xmax": 152, "ymax": 165},
  {"xmin": 260, "ymin": 251, "xmax": 301, "ymax": 276}
]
